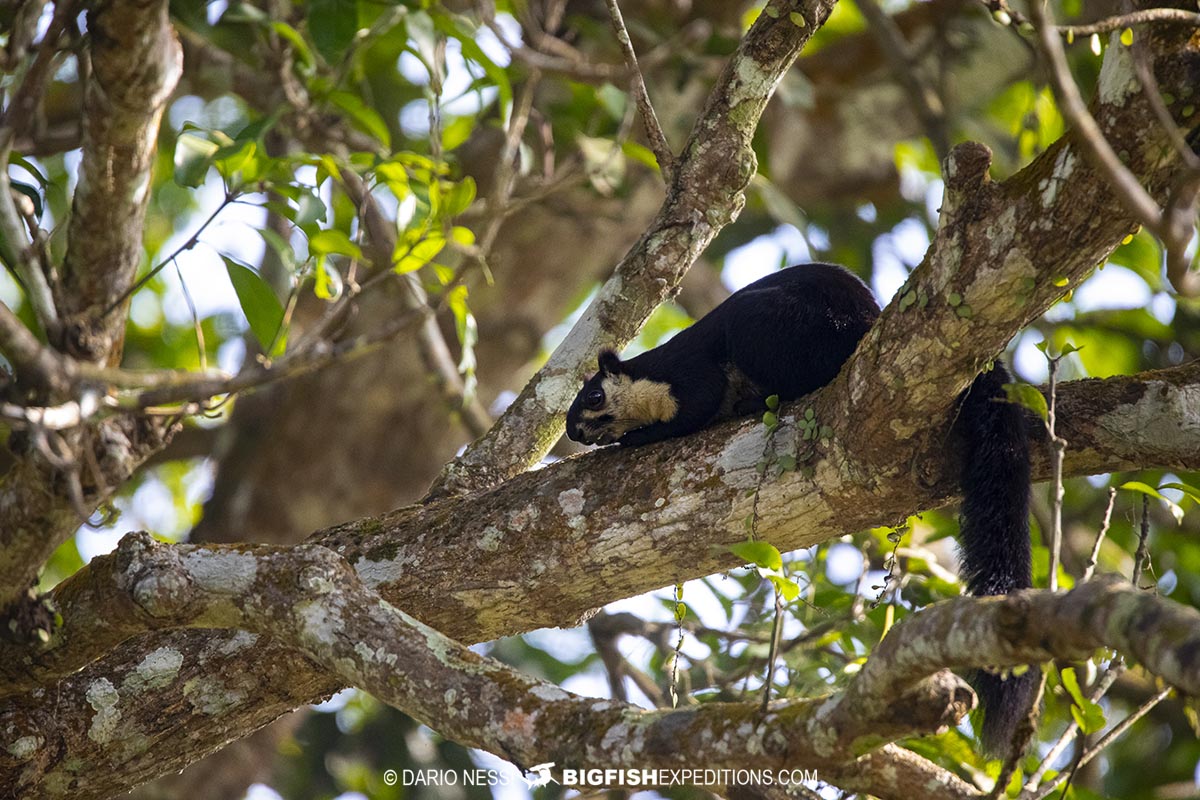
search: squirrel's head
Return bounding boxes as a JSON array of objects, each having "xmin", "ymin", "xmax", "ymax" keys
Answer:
[{"xmin": 566, "ymin": 350, "xmax": 677, "ymax": 446}]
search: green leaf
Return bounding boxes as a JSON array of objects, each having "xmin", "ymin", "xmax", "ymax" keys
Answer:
[
  {"xmin": 308, "ymin": 0, "xmax": 359, "ymax": 63},
  {"xmin": 432, "ymin": 12, "xmax": 512, "ymax": 114},
  {"xmin": 621, "ymin": 140, "xmax": 660, "ymax": 172},
  {"xmin": 577, "ymin": 134, "xmax": 625, "ymax": 195},
  {"xmin": 1061, "ymin": 670, "xmax": 1107, "ymax": 735},
  {"xmin": 314, "ymin": 255, "xmax": 344, "ymax": 301},
  {"xmin": 748, "ymin": 175, "xmax": 806, "ymax": 231},
  {"xmin": 10, "ymin": 180, "xmax": 42, "ymax": 218},
  {"xmin": 1160, "ymin": 482, "xmax": 1200, "ymax": 504},
  {"xmin": 765, "ymin": 395, "xmax": 780, "ymax": 411},
  {"xmin": 377, "ymin": 161, "xmax": 410, "ymax": 198},
  {"xmin": 767, "ymin": 575, "xmax": 800, "ymax": 601},
  {"xmin": 174, "ymin": 133, "xmax": 219, "ymax": 187},
  {"xmin": 9, "ymin": 153, "xmax": 48, "ymax": 188},
  {"xmin": 1003, "ymin": 383, "xmax": 1048, "ymax": 422},
  {"xmin": 449, "ymin": 226, "xmax": 475, "ymax": 246},
  {"xmin": 308, "ymin": 228, "xmax": 362, "ymax": 259},
  {"xmin": 1119, "ymin": 481, "xmax": 1185, "ymax": 523},
  {"xmin": 394, "ymin": 233, "xmax": 446, "ymax": 273},
  {"xmin": 213, "ymin": 140, "xmax": 259, "ymax": 183},
  {"xmin": 257, "ymin": 228, "xmax": 296, "ymax": 272},
  {"xmin": 328, "ymin": 91, "xmax": 392, "ymax": 149},
  {"xmin": 441, "ymin": 177, "xmax": 476, "ymax": 218},
  {"xmin": 271, "ymin": 22, "xmax": 315, "ymax": 69},
  {"xmin": 1061, "ymin": 667, "xmax": 1086, "ymax": 705},
  {"xmin": 223, "ymin": 257, "xmax": 285, "ymax": 355},
  {"xmin": 1071, "ymin": 703, "xmax": 1107, "ymax": 734},
  {"xmin": 728, "ymin": 540, "xmax": 783, "ymax": 571},
  {"xmin": 441, "ymin": 115, "xmax": 475, "ymax": 152},
  {"xmin": 406, "ymin": 10, "xmax": 443, "ymax": 83},
  {"xmin": 295, "ymin": 191, "xmax": 327, "ymax": 227},
  {"xmin": 762, "ymin": 411, "xmax": 779, "ymax": 428},
  {"xmin": 447, "ymin": 284, "xmax": 477, "ymax": 401},
  {"xmin": 596, "ymin": 83, "xmax": 628, "ymax": 121},
  {"xmin": 316, "ymin": 154, "xmax": 342, "ymax": 187}
]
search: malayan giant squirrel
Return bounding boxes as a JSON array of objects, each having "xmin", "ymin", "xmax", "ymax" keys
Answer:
[{"xmin": 566, "ymin": 262, "xmax": 1035, "ymax": 755}]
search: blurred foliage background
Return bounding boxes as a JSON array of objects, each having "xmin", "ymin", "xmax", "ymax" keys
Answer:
[{"xmin": 3, "ymin": 0, "xmax": 1199, "ymax": 798}]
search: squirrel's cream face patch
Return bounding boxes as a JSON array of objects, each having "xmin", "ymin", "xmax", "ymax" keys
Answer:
[{"xmin": 572, "ymin": 374, "xmax": 677, "ymax": 444}]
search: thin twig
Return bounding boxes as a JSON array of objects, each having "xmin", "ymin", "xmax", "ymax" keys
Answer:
[
  {"xmin": 760, "ymin": 588, "xmax": 785, "ymax": 713},
  {"xmin": 1047, "ymin": 353, "xmax": 1065, "ymax": 592},
  {"xmin": 990, "ymin": 671, "xmax": 1049, "ymax": 799},
  {"xmin": 1029, "ymin": 0, "xmax": 1200, "ymax": 296},
  {"xmin": 0, "ymin": 392, "xmax": 105, "ymax": 430},
  {"xmin": 1132, "ymin": 30, "xmax": 1200, "ymax": 170},
  {"xmin": 1082, "ymin": 487, "xmax": 1117, "ymax": 582},
  {"xmin": 603, "ymin": 0, "xmax": 676, "ymax": 182},
  {"xmin": 173, "ymin": 261, "xmax": 207, "ymax": 372},
  {"xmin": 1023, "ymin": 666, "xmax": 1122, "ymax": 793},
  {"xmin": 668, "ymin": 582, "xmax": 685, "ymax": 708},
  {"xmin": 473, "ymin": 68, "xmax": 542, "ymax": 283},
  {"xmin": 1026, "ymin": 687, "xmax": 1172, "ymax": 800},
  {"xmin": 1059, "ymin": 9, "xmax": 1200, "ymax": 38},
  {"xmin": 130, "ymin": 302, "xmax": 435, "ymax": 408},
  {"xmin": 1028, "ymin": 1, "xmax": 1162, "ymax": 232},
  {"xmin": 1133, "ymin": 493, "xmax": 1152, "ymax": 585},
  {"xmin": 101, "ymin": 192, "xmax": 236, "ymax": 318},
  {"xmin": 0, "ymin": 0, "xmax": 75, "ymax": 141},
  {"xmin": 0, "ymin": 133, "xmax": 59, "ymax": 337}
]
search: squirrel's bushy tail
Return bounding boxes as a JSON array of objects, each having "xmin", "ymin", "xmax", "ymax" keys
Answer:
[{"xmin": 955, "ymin": 364, "xmax": 1037, "ymax": 756}]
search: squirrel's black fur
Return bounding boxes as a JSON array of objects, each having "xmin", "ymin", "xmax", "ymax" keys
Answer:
[{"xmin": 566, "ymin": 262, "xmax": 1034, "ymax": 755}]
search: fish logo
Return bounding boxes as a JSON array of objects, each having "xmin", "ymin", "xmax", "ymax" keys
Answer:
[{"xmin": 522, "ymin": 762, "xmax": 555, "ymax": 789}]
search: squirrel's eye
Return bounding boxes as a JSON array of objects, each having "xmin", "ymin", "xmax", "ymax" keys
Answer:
[{"xmin": 584, "ymin": 389, "xmax": 605, "ymax": 410}]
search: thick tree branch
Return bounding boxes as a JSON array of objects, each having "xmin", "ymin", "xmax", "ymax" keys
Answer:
[
  {"xmin": 430, "ymin": 0, "xmax": 839, "ymax": 498},
  {"xmin": 2, "ymin": 6, "xmax": 1197, "ymax": 795},
  {"xmin": 59, "ymin": 0, "xmax": 181, "ymax": 362},
  {"xmin": 0, "ymin": 415, "xmax": 177, "ymax": 611},
  {"xmin": 0, "ymin": 0, "xmax": 182, "ymax": 615},
  {"xmin": 1, "ymin": 361, "xmax": 1197, "ymax": 797},
  {"xmin": 325, "ymin": 362, "xmax": 1200, "ymax": 643},
  {"xmin": 6, "ymin": 536, "xmax": 1200, "ymax": 800},
  {"xmin": 1, "ymin": 536, "xmax": 968, "ymax": 778}
]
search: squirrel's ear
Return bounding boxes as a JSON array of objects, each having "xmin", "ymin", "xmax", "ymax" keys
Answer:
[{"xmin": 598, "ymin": 349, "xmax": 621, "ymax": 374}]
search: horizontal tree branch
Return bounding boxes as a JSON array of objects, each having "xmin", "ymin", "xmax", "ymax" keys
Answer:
[
  {"xmin": 6, "ymin": 535, "xmax": 1199, "ymax": 800},
  {"xmin": 1, "ymin": 361, "xmax": 1197, "ymax": 797},
  {"xmin": 330, "ymin": 361, "xmax": 1200, "ymax": 644},
  {"xmin": 3, "ymin": 8, "xmax": 1196, "ymax": 796}
]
